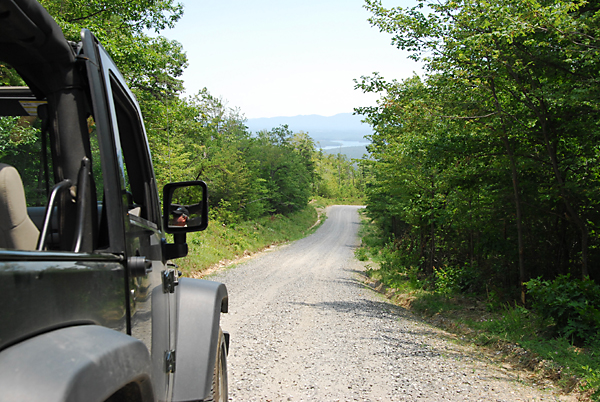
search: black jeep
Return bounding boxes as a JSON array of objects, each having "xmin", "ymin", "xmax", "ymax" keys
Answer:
[{"xmin": 0, "ymin": 0, "xmax": 228, "ymax": 401}]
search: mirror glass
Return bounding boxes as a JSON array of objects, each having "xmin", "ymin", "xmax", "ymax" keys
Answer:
[{"xmin": 167, "ymin": 184, "xmax": 206, "ymax": 230}]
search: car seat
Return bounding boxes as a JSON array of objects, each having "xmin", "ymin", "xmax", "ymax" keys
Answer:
[{"xmin": 0, "ymin": 163, "xmax": 40, "ymax": 250}]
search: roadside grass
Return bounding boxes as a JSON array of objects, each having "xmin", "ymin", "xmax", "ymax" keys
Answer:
[
  {"xmin": 355, "ymin": 210, "xmax": 600, "ymax": 401},
  {"xmin": 175, "ymin": 204, "xmax": 325, "ymax": 276}
]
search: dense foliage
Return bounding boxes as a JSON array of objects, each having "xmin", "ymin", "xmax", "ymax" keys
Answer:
[
  {"xmin": 143, "ymin": 89, "xmax": 364, "ymax": 223},
  {"xmin": 527, "ymin": 275, "xmax": 600, "ymax": 344},
  {"xmin": 356, "ymin": 0, "xmax": 600, "ymax": 305}
]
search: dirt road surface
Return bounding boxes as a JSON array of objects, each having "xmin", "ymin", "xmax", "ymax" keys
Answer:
[{"xmin": 211, "ymin": 205, "xmax": 569, "ymax": 402}]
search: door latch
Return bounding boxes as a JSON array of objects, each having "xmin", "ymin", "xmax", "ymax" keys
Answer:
[
  {"xmin": 162, "ymin": 269, "xmax": 178, "ymax": 293},
  {"xmin": 165, "ymin": 350, "xmax": 176, "ymax": 373}
]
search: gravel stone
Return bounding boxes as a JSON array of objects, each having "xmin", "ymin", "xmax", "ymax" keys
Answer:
[{"xmin": 211, "ymin": 206, "xmax": 571, "ymax": 402}]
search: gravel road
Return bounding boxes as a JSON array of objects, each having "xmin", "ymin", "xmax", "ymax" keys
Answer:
[{"xmin": 210, "ymin": 205, "xmax": 570, "ymax": 402}]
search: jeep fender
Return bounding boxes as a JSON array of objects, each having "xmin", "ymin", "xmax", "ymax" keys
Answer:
[
  {"xmin": 172, "ymin": 278, "xmax": 228, "ymax": 402},
  {"xmin": 0, "ymin": 325, "xmax": 154, "ymax": 402}
]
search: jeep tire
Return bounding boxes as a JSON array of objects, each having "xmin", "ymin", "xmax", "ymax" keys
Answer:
[{"xmin": 206, "ymin": 328, "xmax": 228, "ymax": 402}]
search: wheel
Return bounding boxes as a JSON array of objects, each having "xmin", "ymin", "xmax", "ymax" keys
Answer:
[{"xmin": 205, "ymin": 328, "xmax": 228, "ymax": 402}]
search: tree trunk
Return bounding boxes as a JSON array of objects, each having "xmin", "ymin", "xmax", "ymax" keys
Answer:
[
  {"xmin": 500, "ymin": 62, "xmax": 589, "ymax": 279},
  {"xmin": 540, "ymin": 121, "xmax": 589, "ymax": 278},
  {"xmin": 501, "ymin": 135, "xmax": 526, "ymax": 303},
  {"xmin": 469, "ymin": 199, "xmax": 474, "ymax": 268},
  {"xmin": 490, "ymin": 79, "xmax": 527, "ymax": 302},
  {"xmin": 428, "ymin": 179, "xmax": 435, "ymax": 277}
]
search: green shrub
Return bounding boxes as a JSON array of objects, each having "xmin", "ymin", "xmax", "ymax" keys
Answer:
[
  {"xmin": 354, "ymin": 247, "xmax": 369, "ymax": 261},
  {"xmin": 434, "ymin": 265, "xmax": 462, "ymax": 294},
  {"xmin": 581, "ymin": 365, "xmax": 600, "ymax": 400},
  {"xmin": 526, "ymin": 275, "xmax": 600, "ymax": 345}
]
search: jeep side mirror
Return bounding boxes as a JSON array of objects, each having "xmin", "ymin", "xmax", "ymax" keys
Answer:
[
  {"xmin": 163, "ymin": 181, "xmax": 208, "ymax": 234},
  {"xmin": 162, "ymin": 181, "xmax": 208, "ymax": 261}
]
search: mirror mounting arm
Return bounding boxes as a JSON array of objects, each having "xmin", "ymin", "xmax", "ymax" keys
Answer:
[
  {"xmin": 174, "ymin": 233, "xmax": 186, "ymax": 244},
  {"xmin": 162, "ymin": 237, "xmax": 188, "ymax": 262}
]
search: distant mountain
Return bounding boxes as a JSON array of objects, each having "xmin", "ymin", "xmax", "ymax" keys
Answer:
[{"xmin": 245, "ymin": 113, "xmax": 372, "ymax": 143}]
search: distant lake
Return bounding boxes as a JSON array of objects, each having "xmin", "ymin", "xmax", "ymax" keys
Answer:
[{"xmin": 320, "ymin": 140, "xmax": 370, "ymax": 150}]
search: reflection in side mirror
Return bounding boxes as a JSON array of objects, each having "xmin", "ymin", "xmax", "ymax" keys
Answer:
[{"xmin": 163, "ymin": 181, "xmax": 208, "ymax": 234}]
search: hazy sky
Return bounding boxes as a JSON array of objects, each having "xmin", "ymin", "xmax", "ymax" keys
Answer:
[{"xmin": 163, "ymin": 0, "xmax": 422, "ymax": 118}]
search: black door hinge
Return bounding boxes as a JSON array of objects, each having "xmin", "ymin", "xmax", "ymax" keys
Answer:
[
  {"xmin": 165, "ymin": 350, "xmax": 176, "ymax": 373},
  {"xmin": 162, "ymin": 269, "xmax": 178, "ymax": 293}
]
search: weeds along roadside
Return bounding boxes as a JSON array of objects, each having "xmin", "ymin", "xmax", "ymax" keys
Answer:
[{"xmin": 354, "ymin": 209, "xmax": 600, "ymax": 402}]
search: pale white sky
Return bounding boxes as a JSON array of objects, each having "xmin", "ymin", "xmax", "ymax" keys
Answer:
[{"xmin": 163, "ymin": 0, "xmax": 422, "ymax": 118}]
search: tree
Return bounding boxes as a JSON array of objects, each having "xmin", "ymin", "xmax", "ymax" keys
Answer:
[
  {"xmin": 247, "ymin": 126, "xmax": 312, "ymax": 214},
  {"xmin": 37, "ymin": 0, "xmax": 187, "ymax": 96},
  {"xmin": 357, "ymin": 0, "xmax": 600, "ymax": 295}
]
